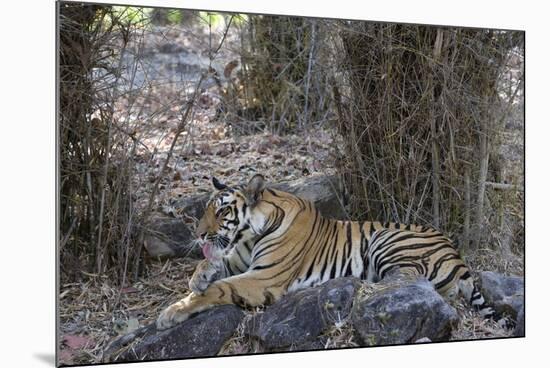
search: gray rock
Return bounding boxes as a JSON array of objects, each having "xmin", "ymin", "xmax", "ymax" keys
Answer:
[
  {"xmin": 144, "ymin": 175, "xmax": 346, "ymax": 259},
  {"xmin": 272, "ymin": 175, "xmax": 346, "ymax": 220},
  {"xmin": 514, "ymin": 305, "xmax": 525, "ymax": 337},
  {"xmin": 352, "ymin": 278, "xmax": 458, "ymax": 346},
  {"xmin": 414, "ymin": 337, "xmax": 432, "ymax": 343},
  {"xmin": 158, "ymin": 42, "xmax": 186, "ymax": 54},
  {"xmin": 479, "ymin": 271, "xmax": 524, "ymax": 320},
  {"xmin": 143, "ymin": 216, "xmax": 202, "ymax": 259},
  {"xmin": 287, "ymin": 339, "xmax": 327, "ymax": 352},
  {"xmin": 245, "ymin": 277, "xmax": 360, "ymax": 351},
  {"xmin": 105, "ymin": 305, "xmax": 244, "ymax": 362},
  {"xmin": 170, "ymin": 193, "xmax": 210, "ymax": 220}
]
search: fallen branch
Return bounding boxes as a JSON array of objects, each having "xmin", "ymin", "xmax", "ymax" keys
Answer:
[{"xmin": 485, "ymin": 182, "xmax": 522, "ymax": 191}]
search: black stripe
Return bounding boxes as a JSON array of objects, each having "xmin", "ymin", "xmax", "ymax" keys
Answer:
[
  {"xmin": 303, "ymin": 210, "xmax": 323, "ymax": 253},
  {"xmin": 327, "ymin": 225, "xmax": 341, "ymax": 276},
  {"xmin": 380, "ymin": 263, "xmax": 422, "ymax": 279},
  {"xmin": 266, "ymin": 188, "xmax": 277, "ymax": 196},
  {"xmin": 369, "ymin": 222, "xmax": 376, "ymax": 237},
  {"xmin": 252, "ymin": 262, "xmax": 277, "ymax": 270},
  {"xmin": 233, "ymin": 224, "xmax": 249, "ymax": 244},
  {"xmin": 428, "ymin": 253, "xmax": 461, "ymax": 281},
  {"xmin": 378, "ymin": 243, "xmax": 455, "ymax": 273},
  {"xmin": 329, "ymin": 260, "xmax": 337, "ymax": 279},
  {"xmin": 359, "ymin": 222, "xmax": 366, "ymax": 253},
  {"xmin": 318, "ymin": 221, "xmax": 339, "ymax": 278},
  {"xmin": 319, "ymin": 223, "xmax": 339, "ymax": 280},
  {"xmin": 303, "ymin": 219, "xmax": 334, "ymax": 281},
  {"xmin": 308, "ymin": 217, "xmax": 333, "ymax": 279},
  {"xmin": 252, "ymin": 206, "xmax": 285, "ymax": 259},
  {"xmin": 235, "ymin": 246, "xmax": 247, "ymax": 266},
  {"xmin": 470, "ymin": 293, "xmax": 482, "ymax": 302},
  {"xmin": 373, "ymin": 240, "xmax": 452, "ymax": 271},
  {"xmin": 263, "ymin": 290, "xmax": 275, "ymax": 305},
  {"xmin": 254, "ymin": 254, "xmax": 304, "ymax": 281},
  {"xmin": 434, "ymin": 264, "xmax": 468, "ymax": 290},
  {"xmin": 343, "ymin": 258, "xmax": 353, "ymax": 277},
  {"xmin": 341, "ymin": 222, "xmax": 353, "ymax": 276}
]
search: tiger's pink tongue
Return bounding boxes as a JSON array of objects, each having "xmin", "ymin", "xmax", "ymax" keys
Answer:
[{"xmin": 202, "ymin": 242, "xmax": 213, "ymax": 260}]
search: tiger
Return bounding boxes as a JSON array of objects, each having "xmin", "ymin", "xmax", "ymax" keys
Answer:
[{"xmin": 156, "ymin": 174, "xmax": 496, "ymax": 330}]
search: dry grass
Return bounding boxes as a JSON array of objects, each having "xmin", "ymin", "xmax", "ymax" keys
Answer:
[
  {"xmin": 58, "ymin": 258, "xmax": 199, "ymax": 365},
  {"xmin": 464, "ymin": 247, "xmax": 524, "ymax": 277},
  {"xmin": 450, "ymin": 298, "xmax": 512, "ymax": 341},
  {"xmin": 319, "ymin": 322, "xmax": 359, "ymax": 349},
  {"xmin": 217, "ymin": 311, "xmax": 264, "ymax": 356}
]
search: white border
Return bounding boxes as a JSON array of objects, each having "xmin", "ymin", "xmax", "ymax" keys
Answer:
[{"xmin": 2, "ymin": 0, "xmax": 547, "ymax": 367}]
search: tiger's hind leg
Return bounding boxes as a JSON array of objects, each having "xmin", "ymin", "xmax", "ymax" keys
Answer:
[{"xmin": 370, "ymin": 264, "xmax": 425, "ymax": 285}]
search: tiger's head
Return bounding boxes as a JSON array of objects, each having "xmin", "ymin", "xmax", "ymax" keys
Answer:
[{"xmin": 195, "ymin": 174, "xmax": 266, "ymax": 262}]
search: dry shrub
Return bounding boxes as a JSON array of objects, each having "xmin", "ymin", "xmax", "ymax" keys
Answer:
[
  {"xmin": 59, "ymin": 3, "xmax": 149, "ymax": 282},
  {"xmin": 333, "ymin": 23, "xmax": 524, "ymax": 258},
  {"xmin": 222, "ymin": 16, "xmax": 332, "ymax": 134},
  {"xmin": 59, "ymin": 4, "xmax": 238, "ymax": 284}
]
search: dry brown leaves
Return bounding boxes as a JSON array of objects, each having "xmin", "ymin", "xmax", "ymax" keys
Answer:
[{"xmin": 58, "ymin": 259, "xmax": 200, "ymax": 365}]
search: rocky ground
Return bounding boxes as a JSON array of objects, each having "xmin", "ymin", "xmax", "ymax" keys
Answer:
[
  {"xmin": 101, "ymin": 272, "xmax": 523, "ymax": 363},
  {"xmin": 110, "ymin": 23, "xmax": 342, "ymax": 217}
]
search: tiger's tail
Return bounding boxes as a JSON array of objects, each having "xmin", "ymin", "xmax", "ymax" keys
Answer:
[{"xmin": 457, "ymin": 272, "xmax": 498, "ymax": 321}]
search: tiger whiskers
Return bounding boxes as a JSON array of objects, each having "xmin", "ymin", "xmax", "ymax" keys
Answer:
[{"xmin": 190, "ymin": 238, "xmax": 202, "ymax": 250}]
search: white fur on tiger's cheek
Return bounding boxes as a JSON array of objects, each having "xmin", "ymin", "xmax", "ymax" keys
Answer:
[{"xmin": 248, "ymin": 215, "xmax": 266, "ymax": 235}]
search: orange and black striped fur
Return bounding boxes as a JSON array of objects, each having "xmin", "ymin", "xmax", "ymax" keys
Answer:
[{"xmin": 156, "ymin": 174, "xmax": 495, "ymax": 330}]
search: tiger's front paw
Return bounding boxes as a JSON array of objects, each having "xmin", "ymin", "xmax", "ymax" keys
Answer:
[
  {"xmin": 156, "ymin": 299, "xmax": 190, "ymax": 330},
  {"xmin": 189, "ymin": 260, "xmax": 220, "ymax": 294}
]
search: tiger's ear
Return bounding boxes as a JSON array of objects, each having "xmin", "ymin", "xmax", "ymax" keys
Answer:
[
  {"xmin": 212, "ymin": 177, "xmax": 227, "ymax": 191},
  {"xmin": 244, "ymin": 174, "xmax": 265, "ymax": 207}
]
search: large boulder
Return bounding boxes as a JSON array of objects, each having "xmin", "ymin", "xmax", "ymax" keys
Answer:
[
  {"xmin": 144, "ymin": 175, "xmax": 346, "ymax": 258},
  {"xmin": 272, "ymin": 175, "xmax": 346, "ymax": 220},
  {"xmin": 143, "ymin": 216, "xmax": 202, "ymax": 259},
  {"xmin": 351, "ymin": 278, "xmax": 459, "ymax": 346},
  {"xmin": 245, "ymin": 277, "xmax": 360, "ymax": 351},
  {"xmin": 479, "ymin": 271, "xmax": 524, "ymax": 320},
  {"xmin": 104, "ymin": 305, "xmax": 244, "ymax": 362}
]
